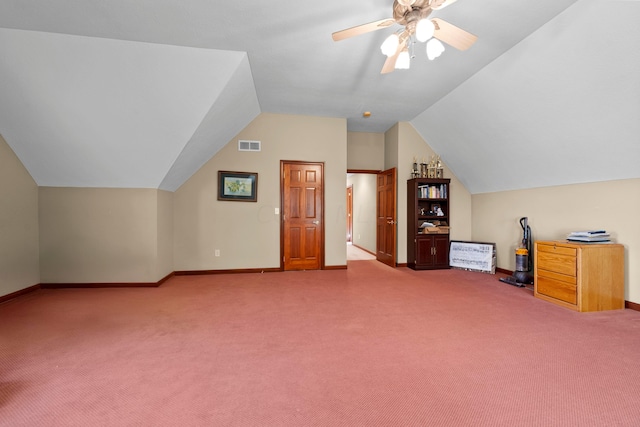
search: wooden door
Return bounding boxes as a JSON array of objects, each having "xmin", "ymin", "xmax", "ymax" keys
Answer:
[
  {"xmin": 346, "ymin": 185, "xmax": 353, "ymax": 243},
  {"xmin": 281, "ymin": 161, "xmax": 324, "ymax": 270},
  {"xmin": 376, "ymin": 167, "xmax": 397, "ymax": 267}
]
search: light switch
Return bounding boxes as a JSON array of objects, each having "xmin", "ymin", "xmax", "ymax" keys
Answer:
[{"xmin": 275, "ymin": 208, "xmax": 280, "ymax": 215}]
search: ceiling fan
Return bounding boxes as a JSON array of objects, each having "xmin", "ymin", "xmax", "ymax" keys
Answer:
[{"xmin": 332, "ymin": 0, "xmax": 477, "ymax": 74}]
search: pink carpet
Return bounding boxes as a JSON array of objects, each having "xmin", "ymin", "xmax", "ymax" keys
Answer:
[{"xmin": 2, "ymin": 260, "xmax": 640, "ymax": 426}]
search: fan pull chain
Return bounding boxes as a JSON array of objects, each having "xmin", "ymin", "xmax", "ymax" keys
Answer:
[{"xmin": 409, "ymin": 37, "xmax": 416, "ymax": 59}]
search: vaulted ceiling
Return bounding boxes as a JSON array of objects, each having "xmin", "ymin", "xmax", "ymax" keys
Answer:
[{"xmin": 1, "ymin": 0, "xmax": 638, "ymax": 193}]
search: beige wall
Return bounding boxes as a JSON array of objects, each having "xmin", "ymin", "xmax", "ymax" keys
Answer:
[
  {"xmin": 347, "ymin": 132, "xmax": 384, "ymax": 170},
  {"xmin": 394, "ymin": 123, "xmax": 473, "ymax": 264},
  {"xmin": 347, "ymin": 173, "xmax": 377, "ymax": 253},
  {"xmin": 156, "ymin": 189, "xmax": 174, "ymax": 280},
  {"xmin": 0, "ymin": 135, "xmax": 39, "ymax": 296},
  {"xmin": 174, "ymin": 113, "xmax": 347, "ymax": 270},
  {"xmin": 384, "ymin": 124, "xmax": 399, "ymax": 172},
  {"xmin": 6, "ymin": 112, "xmax": 636, "ymax": 309},
  {"xmin": 39, "ymin": 187, "xmax": 170, "ymax": 283},
  {"xmin": 472, "ymin": 178, "xmax": 640, "ymax": 303},
  {"xmin": 346, "ymin": 124, "xmax": 472, "ymax": 262}
]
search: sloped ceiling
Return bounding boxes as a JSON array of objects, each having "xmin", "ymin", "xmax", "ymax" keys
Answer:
[
  {"xmin": 0, "ymin": 0, "xmax": 638, "ymax": 193},
  {"xmin": 0, "ymin": 29, "xmax": 258, "ymax": 190},
  {"xmin": 411, "ymin": 0, "xmax": 640, "ymax": 193}
]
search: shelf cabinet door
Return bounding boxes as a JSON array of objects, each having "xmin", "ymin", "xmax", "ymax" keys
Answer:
[
  {"xmin": 414, "ymin": 234, "xmax": 450, "ymax": 270},
  {"xmin": 416, "ymin": 236, "xmax": 435, "ymax": 268},
  {"xmin": 433, "ymin": 235, "xmax": 450, "ymax": 268}
]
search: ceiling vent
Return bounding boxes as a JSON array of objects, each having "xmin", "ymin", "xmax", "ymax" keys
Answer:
[{"xmin": 238, "ymin": 140, "xmax": 261, "ymax": 152}]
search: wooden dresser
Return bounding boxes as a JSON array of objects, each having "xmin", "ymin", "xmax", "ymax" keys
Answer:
[{"xmin": 534, "ymin": 240, "xmax": 625, "ymax": 312}]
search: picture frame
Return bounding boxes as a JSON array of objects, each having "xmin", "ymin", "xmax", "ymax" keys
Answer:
[
  {"xmin": 430, "ymin": 203, "xmax": 441, "ymax": 213},
  {"xmin": 218, "ymin": 171, "xmax": 258, "ymax": 202}
]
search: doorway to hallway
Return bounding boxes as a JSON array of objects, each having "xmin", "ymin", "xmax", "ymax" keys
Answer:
[{"xmin": 347, "ymin": 242, "xmax": 376, "ymax": 261}]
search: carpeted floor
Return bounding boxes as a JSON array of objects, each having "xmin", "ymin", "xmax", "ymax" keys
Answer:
[{"xmin": 2, "ymin": 261, "xmax": 640, "ymax": 426}]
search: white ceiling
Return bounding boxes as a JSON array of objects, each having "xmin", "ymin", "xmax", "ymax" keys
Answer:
[
  {"xmin": 413, "ymin": 0, "xmax": 640, "ymax": 193},
  {"xmin": 0, "ymin": 0, "xmax": 638, "ymax": 192}
]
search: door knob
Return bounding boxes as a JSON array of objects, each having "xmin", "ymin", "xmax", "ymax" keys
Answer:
[{"xmin": 313, "ymin": 220, "xmax": 320, "ymax": 224}]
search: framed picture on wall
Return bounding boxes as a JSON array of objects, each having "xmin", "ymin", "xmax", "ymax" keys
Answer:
[{"xmin": 218, "ymin": 171, "xmax": 258, "ymax": 202}]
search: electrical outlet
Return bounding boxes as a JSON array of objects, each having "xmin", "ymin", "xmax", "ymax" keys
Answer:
[{"xmin": 215, "ymin": 249, "xmax": 220, "ymax": 257}]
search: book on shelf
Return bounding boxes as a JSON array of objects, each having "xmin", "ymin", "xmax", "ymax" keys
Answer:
[{"xmin": 417, "ymin": 184, "xmax": 447, "ymax": 199}]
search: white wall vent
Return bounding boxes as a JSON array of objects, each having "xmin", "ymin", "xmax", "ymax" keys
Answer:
[{"xmin": 238, "ymin": 140, "xmax": 261, "ymax": 152}]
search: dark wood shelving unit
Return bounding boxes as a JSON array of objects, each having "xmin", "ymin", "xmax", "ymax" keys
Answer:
[{"xmin": 407, "ymin": 178, "xmax": 451, "ymax": 270}]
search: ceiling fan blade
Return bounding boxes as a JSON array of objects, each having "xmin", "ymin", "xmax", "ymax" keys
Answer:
[
  {"xmin": 332, "ymin": 18, "xmax": 396, "ymax": 42},
  {"xmin": 431, "ymin": 0, "xmax": 459, "ymax": 10},
  {"xmin": 381, "ymin": 50, "xmax": 400, "ymax": 74},
  {"xmin": 380, "ymin": 41, "xmax": 406, "ymax": 74},
  {"xmin": 431, "ymin": 18, "xmax": 477, "ymax": 51},
  {"xmin": 381, "ymin": 31, "xmax": 410, "ymax": 74}
]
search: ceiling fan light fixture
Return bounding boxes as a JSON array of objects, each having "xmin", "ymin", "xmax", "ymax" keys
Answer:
[
  {"xmin": 380, "ymin": 33, "xmax": 400, "ymax": 57},
  {"xmin": 426, "ymin": 38, "xmax": 445, "ymax": 60},
  {"xmin": 331, "ymin": 0, "xmax": 477, "ymax": 74},
  {"xmin": 395, "ymin": 50, "xmax": 411, "ymax": 69},
  {"xmin": 415, "ymin": 19, "xmax": 435, "ymax": 43}
]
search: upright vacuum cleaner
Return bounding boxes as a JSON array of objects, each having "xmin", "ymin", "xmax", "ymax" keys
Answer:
[{"xmin": 499, "ymin": 217, "xmax": 533, "ymax": 287}]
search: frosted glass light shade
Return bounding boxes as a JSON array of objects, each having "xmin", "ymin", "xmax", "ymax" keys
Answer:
[
  {"xmin": 426, "ymin": 38, "xmax": 445, "ymax": 60},
  {"xmin": 380, "ymin": 34, "xmax": 400, "ymax": 57},
  {"xmin": 395, "ymin": 50, "xmax": 411, "ymax": 69},
  {"xmin": 416, "ymin": 19, "xmax": 435, "ymax": 43}
]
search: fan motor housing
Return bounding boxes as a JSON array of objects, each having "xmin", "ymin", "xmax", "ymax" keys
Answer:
[{"xmin": 393, "ymin": 0, "xmax": 433, "ymax": 26}]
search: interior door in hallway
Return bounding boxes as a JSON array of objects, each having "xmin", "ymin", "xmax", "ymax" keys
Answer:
[
  {"xmin": 376, "ymin": 167, "xmax": 397, "ymax": 267},
  {"xmin": 346, "ymin": 185, "xmax": 353, "ymax": 243},
  {"xmin": 281, "ymin": 161, "xmax": 324, "ymax": 271}
]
